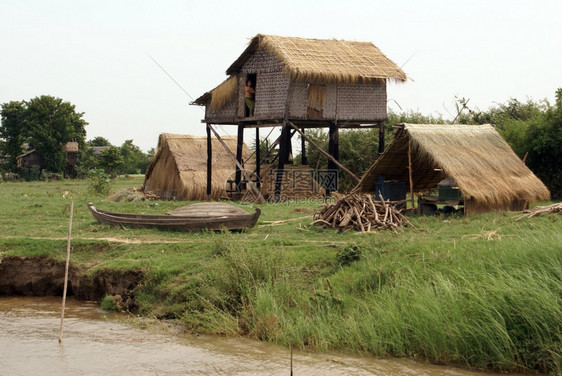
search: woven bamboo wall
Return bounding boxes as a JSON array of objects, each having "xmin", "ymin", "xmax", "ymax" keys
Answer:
[
  {"xmin": 254, "ymin": 72, "xmax": 290, "ymax": 118},
  {"xmin": 205, "ymin": 95, "xmax": 238, "ymax": 121},
  {"xmin": 324, "ymin": 85, "xmax": 337, "ymax": 118},
  {"xmin": 288, "ymin": 81, "xmax": 308, "ymax": 118},
  {"xmin": 242, "ymin": 50, "xmax": 285, "ymax": 73},
  {"xmin": 336, "ymin": 82, "xmax": 387, "ymax": 121},
  {"xmin": 287, "ymin": 82, "xmax": 386, "ymax": 121},
  {"xmin": 240, "ymin": 50, "xmax": 289, "ymax": 119}
]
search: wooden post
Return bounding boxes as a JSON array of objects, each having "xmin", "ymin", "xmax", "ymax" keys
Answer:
[
  {"xmin": 378, "ymin": 121, "xmax": 385, "ymax": 154},
  {"xmin": 287, "ymin": 122, "xmax": 359, "ymax": 183},
  {"xmin": 235, "ymin": 124, "xmax": 244, "ymax": 196},
  {"xmin": 408, "ymin": 142, "xmax": 415, "ymax": 210},
  {"xmin": 327, "ymin": 122, "xmax": 339, "ymax": 194},
  {"xmin": 300, "ymin": 128, "xmax": 307, "ymax": 165},
  {"xmin": 206, "ymin": 124, "xmax": 212, "ymax": 199},
  {"xmin": 207, "ymin": 125, "xmax": 265, "ymax": 203},
  {"xmin": 274, "ymin": 124, "xmax": 291, "ymax": 201},
  {"xmin": 255, "ymin": 127, "xmax": 261, "ymax": 188},
  {"xmin": 59, "ymin": 200, "xmax": 74, "ymax": 344}
]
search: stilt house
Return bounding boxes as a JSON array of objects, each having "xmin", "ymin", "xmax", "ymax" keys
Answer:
[{"xmin": 192, "ymin": 34, "xmax": 406, "ymax": 199}]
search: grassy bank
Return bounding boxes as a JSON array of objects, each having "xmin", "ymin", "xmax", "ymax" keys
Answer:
[{"xmin": 0, "ymin": 177, "xmax": 560, "ymax": 374}]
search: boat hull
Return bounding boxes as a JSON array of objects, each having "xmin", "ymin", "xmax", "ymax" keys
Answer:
[{"xmin": 88, "ymin": 203, "xmax": 260, "ymax": 231}]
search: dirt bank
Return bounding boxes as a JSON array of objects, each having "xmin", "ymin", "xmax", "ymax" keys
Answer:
[{"xmin": 0, "ymin": 255, "xmax": 144, "ymax": 310}]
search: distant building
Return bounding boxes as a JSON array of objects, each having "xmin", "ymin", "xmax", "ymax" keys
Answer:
[{"xmin": 16, "ymin": 141, "xmax": 79, "ymax": 177}]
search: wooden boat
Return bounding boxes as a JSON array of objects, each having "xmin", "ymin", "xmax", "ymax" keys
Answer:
[{"xmin": 87, "ymin": 202, "xmax": 261, "ymax": 231}]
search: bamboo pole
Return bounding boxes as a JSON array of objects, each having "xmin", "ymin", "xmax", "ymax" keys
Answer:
[
  {"xmin": 59, "ymin": 200, "xmax": 74, "ymax": 344},
  {"xmin": 407, "ymin": 142, "xmax": 415, "ymax": 210},
  {"xmin": 290, "ymin": 343, "xmax": 293, "ymax": 376}
]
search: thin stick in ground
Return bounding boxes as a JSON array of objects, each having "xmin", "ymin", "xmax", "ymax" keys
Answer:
[{"xmin": 59, "ymin": 200, "xmax": 74, "ymax": 344}]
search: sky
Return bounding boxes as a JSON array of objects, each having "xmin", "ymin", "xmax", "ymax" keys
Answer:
[{"xmin": 1, "ymin": 0, "xmax": 561, "ymax": 152}]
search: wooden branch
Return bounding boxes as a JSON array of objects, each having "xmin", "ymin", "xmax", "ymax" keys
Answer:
[{"xmin": 313, "ymin": 193, "xmax": 409, "ymax": 232}]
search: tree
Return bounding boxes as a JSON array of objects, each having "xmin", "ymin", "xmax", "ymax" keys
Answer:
[
  {"xmin": 525, "ymin": 89, "xmax": 562, "ymax": 198},
  {"xmin": 98, "ymin": 146, "xmax": 124, "ymax": 177},
  {"xmin": 0, "ymin": 101, "xmax": 26, "ymax": 170},
  {"xmin": 455, "ymin": 91, "xmax": 561, "ymax": 198},
  {"xmin": 25, "ymin": 95, "xmax": 87, "ymax": 173},
  {"xmin": 1, "ymin": 96, "xmax": 88, "ymax": 173},
  {"xmin": 87, "ymin": 136, "xmax": 112, "ymax": 147},
  {"xmin": 120, "ymin": 139, "xmax": 151, "ymax": 174}
]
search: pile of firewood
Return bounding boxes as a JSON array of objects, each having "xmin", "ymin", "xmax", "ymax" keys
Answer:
[
  {"xmin": 515, "ymin": 202, "xmax": 562, "ymax": 220},
  {"xmin": 312, "ymin": 193, "xmax": 410, "ymax": 232}
]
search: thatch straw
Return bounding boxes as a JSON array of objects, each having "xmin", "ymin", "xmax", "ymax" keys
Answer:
[
  {"xmin": 227, "ymin": 34, "xmax": 407, "ymax": 84},
  {"xmin": 63, "ymin": 142, "xmax": 79, "ymax": 152},
  {"xmin": 143, "ymin": 134, "xmax": 255, "ymax": 201},
  {"xmin": 109, "ymin": 189, "xmax": 146, "ymax": 202},
  {"xmin": 308, "ymin": 84, "xmax": 326, "ymax": 110},
  {"xmin": 355, "ymin": 124, "xmax": 550, "ymax": 211},
  {"xmin": 209, "ymin": 76, "xmax": 237, "ymax": 111}
]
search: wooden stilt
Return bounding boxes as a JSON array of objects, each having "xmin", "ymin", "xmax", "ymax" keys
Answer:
[
  {"xmin": 301, "ymin": 127, "xmax": 307, "ymax": 165},
  {"xmin": 274, "ymin": 124, "xmax": 290, "ymax": 201},
  {"xmin": 408, "ymin": 142, "xmax": 415, "ymax": 210},
  {"xmin": 235, "ymin": 124, "xmax": 244, "ymax": 196},
  {"xmin": 255, "ymin": 127, "xmax": 261, "ymax": 188},
  {"xmin": 59, "ymin": 200, "xmax": 74, "ymax": 344},
  {"xmin": 206, "ymin": 124, "xmax": 212, "ymax": 199},
  {"xmin": 327, "ymin": 122, "xmax": 339, "ymax": 195},
  {"xmin": 378, "ymin": 121, "xmax": 385, "ymax": 154}
]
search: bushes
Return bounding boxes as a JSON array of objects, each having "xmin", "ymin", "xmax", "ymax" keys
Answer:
[
  {"xmin": 463, "ymin": 88, "xmax": 562, "ymax": 198},
  {"xmin": 87, "ymin": 168, "xmax": 113, "ymax": 196}
]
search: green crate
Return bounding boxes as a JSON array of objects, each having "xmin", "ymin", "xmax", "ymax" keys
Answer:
[{"xmin": 438, "ymin": 186, "xmax": 462, "ymax": 200}]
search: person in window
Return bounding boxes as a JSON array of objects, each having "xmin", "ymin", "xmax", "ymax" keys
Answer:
[{"xmin": 244, "ymin": 80, "xmax": 256, "ymax": 116}]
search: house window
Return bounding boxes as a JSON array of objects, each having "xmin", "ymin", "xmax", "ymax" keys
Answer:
[{"xmin": 244, "ymin": 74, "xmax": 257, "ymax": 117}]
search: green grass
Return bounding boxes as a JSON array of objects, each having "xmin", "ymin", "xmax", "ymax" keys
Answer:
[{"xmin": 1, "ymin": 176, "xmax": 561, "ymax": 373}]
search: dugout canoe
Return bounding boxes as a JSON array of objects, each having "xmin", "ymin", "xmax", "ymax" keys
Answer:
[{"xmin": 87, "ymin": 202, "xmax": 261, "ymax": 231}]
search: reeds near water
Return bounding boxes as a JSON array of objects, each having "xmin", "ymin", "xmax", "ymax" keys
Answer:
[{"xmin": 180, "ymin": 220, "xmax": 561, "ymax": 374}]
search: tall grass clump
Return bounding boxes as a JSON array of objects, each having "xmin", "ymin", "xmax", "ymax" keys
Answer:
[
  {"xmin": 181, "ymin": 235, "xmax": 297, "ymax": 336},
  {"xmin": 304, "ymin": 228, "xmax": 562, "ymax": 374}
]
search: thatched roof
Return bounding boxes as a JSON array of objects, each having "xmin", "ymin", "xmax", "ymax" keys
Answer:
[
  {"xmin": 227, "ymin": 34, "xmax": 407, "ymax": 84},
  {"xmin": 63, "ymin": 141, "xmax": 79, "ymax": 153},
  {"xmin": 143, "ymin": 133, "xmax": 254, "ymax": 201},
  {"xmin": 355, "ymin": 124, "xmax": 550, "ymax": 209},
  {"xmin": 192, "ymin": 76, "xmax": 238, "ymax": 108}
]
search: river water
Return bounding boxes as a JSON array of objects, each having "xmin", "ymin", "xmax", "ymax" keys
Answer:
[{"xmin": 0, "ymin": 296, "xmax": 500, "ymax": 376}]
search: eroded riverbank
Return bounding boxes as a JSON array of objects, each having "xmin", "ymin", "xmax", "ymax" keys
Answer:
[{"xmin": 0, "ymin": 255, "xmax": 143, "ymax": 310}]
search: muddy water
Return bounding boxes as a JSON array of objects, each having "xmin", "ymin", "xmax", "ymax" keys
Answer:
[{"xmin": 1, "ymin": 297, "xmax": 496, "ymax": 376}]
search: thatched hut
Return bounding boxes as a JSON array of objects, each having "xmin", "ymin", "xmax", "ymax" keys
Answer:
[
  {"xmin": 143, "ymin": 134, "xmax": 254, "ymax": 201},
  {"xmin": 354, "ymin": 123, "xmax": 551, "ymax": 214},
  {"xmin": 192, "ymin": 34, "xmax": 407, "ymax": 199},
  {"xmin": 193, "ymin": 34, "xmax": 406, "ymax": 124}
]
